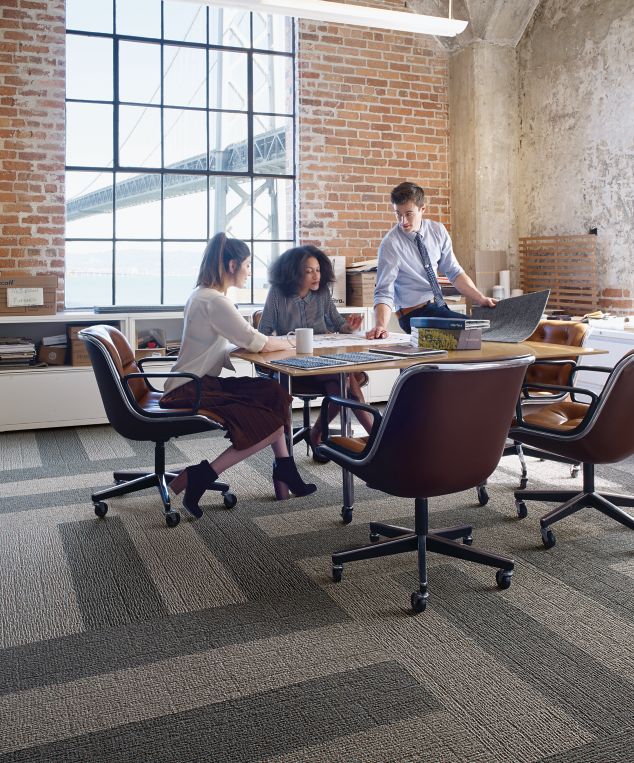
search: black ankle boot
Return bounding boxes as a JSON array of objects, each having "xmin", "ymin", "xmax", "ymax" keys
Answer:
[
  {"xmin": 272, "ymin": 457, "xmax": 317, "ymax": 500},
  {"xmin": 170, "ymin": 460, "xmax": 219, "ymax": 518}
]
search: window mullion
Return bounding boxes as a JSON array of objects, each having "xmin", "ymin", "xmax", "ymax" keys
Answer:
[{"xmin": 64, "ymin": 3, "xmax": 296, "ymax": 309}]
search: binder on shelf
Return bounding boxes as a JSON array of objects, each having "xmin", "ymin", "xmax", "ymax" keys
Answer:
[
  {"xmin": 412, "ymin": 327, "xmax": 482, "ymax": 351},
  {"xmin": 410, "ymin": 316, "xmax": 490, "ymax": 330},
  {"xmin": 41, "ymin": 333, "xmax": 67, "ymax": 346}
]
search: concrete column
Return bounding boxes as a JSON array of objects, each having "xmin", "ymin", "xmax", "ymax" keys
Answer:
[{"xmin": 449, "ymin": 42, "xmax": 519, "ymax": 298}]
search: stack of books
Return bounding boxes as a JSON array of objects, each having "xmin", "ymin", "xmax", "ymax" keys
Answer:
[
  {"xmin": 0, "ymin": 336, "xmax": 37, "ymax": 366},
  {"xmin": 410, "ymin": 317, "xmax": 490, "ymax": 350}
]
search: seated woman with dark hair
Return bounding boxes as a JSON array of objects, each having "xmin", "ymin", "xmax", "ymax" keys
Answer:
[
  {"xmin": 160, "ymin": 233, "xmax": 316, "ymax": 517},
  {"xmin": 259, "ymin": 245, "xmax": 374, "ymax": 461}
]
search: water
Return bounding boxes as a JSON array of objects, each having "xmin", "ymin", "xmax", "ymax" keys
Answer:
[{"xmin": 65, "ymin": 273, "xmax": 267, "ymax": 309}]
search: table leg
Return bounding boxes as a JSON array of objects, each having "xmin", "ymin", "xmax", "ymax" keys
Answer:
[{"xmin": 340, "ymin": 373, "xmax": 355, "ymax": 524}]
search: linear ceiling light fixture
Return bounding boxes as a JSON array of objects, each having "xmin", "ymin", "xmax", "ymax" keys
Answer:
[{"xmin": 175, "ymin": 0, "xmax": 468, "ymax": 38}]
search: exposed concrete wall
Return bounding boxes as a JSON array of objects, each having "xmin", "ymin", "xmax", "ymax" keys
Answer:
[
  {"xmin": 450, "ymin": 43, "xmax": 519, "ymax": 296},
  {"xmin": 518, "ymin": 0, "xmax": 634, "ymax": 312},
  {"xmin": 449, "ymin": 46, "xmax": 476, "ymax": 277}
]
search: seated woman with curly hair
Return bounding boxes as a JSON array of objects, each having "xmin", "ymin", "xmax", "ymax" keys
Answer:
[{"xmin": 259, "ymin": 245, "xmax": 374, "ymax": 462}]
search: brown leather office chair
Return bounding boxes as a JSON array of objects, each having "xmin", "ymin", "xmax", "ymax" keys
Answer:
[
  {"xmin": 315, "ymin": 355, "xmax": 534, "ymax": 613},
  {"xmin": 504, "ymin": 319, "xmax": 590, "ymax": 490},
  {"xmin": 511, "ymin": 349, "xmax": 634, "ymax": 549},
  {"xmin": 79, "ymin": 325, "xmax": 236, "ymax": 528}
]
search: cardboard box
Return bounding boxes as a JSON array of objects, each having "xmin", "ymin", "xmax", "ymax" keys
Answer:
[
  {"xmin": 67, "ymin": 325, "xmax": 97, "ymax": 366},
  {"xmin": 38, "ymin": 344, "xmax": 67, "ymax": 365},
  {"xmin": 412, "ymin": 327, "xmax": 482, "ymax": 350},
  {"xmin": 346, "ymin": 272, "xmax": 375, "ymax": 307},
  {"xmin": 0, "ymin": 273, "xmax": 57, "ymax": 316},
  {"xmin": 70, "ymin": 339, "xmax": 91, "ymax": 366},
  {"xmin": 67, "ymin": 325, "xmax": 96, "ymax": 341}
]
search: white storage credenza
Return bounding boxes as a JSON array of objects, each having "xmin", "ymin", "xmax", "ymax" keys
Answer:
[
  {"xmin": 575, "ymin": 324, "xmax": 634, "ymax": 395},
  {"xmin": 1, "ymin": 306, "xmax": 398, "ymax": 432}
]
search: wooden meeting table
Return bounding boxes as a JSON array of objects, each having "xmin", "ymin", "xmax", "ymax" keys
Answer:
[{"xmin": 233, "ymin": 339, "xmax": 605, "ymax": 523}]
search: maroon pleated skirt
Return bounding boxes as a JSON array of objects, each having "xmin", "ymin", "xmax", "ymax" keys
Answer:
[{"xmin": 160, "ymin": 376, "xmax": 292, "ymax": 451}]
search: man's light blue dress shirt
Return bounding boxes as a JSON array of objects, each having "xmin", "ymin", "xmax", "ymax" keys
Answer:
[{"xmin": 374, "ymin": 218, "xmax": 463, "ymax": 312}]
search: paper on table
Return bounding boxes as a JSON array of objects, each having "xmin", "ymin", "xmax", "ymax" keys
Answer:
[
  {"xmin": 312, "ymin": 332, "xmax": 410, "ymax": 348},
  {"xmin": 229, "ymin": 333, "xmax": 410, "ymax": 352}
]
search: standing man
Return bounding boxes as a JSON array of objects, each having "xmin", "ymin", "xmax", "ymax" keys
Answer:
[{"xmin": 367, "ymin": 182, "xmax": 495, "ymax": 338}]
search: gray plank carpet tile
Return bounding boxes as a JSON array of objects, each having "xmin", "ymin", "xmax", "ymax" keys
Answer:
[
  {"xmin": 0, "ymin": 662, "xmax": 438, "ymax": 763},
  {"xmin": 0, "ymin": 424, "xmax": 632, "ymax": 762}
]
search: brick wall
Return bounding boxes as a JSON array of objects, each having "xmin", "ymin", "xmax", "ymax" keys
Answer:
[
  {"xmin": 297, "ymin": 2, "xmax": 450, "ymax": 263},
  {"xmin": 599, "ymin": 288, "xmax": 632, "ymax": 315},
  {"xmin": 0, "ymin": 0, "xmax": 65, "ymax": 307}
]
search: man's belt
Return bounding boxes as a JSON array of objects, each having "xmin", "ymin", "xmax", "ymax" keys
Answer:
[{"xmin": 395, "ymin": 301, "xmax": 430, "ymax": 319}]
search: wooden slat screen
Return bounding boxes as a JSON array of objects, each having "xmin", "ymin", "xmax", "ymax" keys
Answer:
[{"xmin": 519, "ymin": 235, "xmax": 598, "ymax": 315}]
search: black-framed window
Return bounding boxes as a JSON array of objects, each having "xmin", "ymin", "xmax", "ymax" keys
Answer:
[{"xmin": 65, "ymin": 0, "xmax": 295, "ymax": 308}]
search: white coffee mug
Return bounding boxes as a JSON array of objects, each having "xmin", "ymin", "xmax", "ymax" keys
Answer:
[
  {"xmin": 287, "ymin": 327, "xmax": 313, "ymax": 354},
  {"xmin": 511, "ymin": 288, "xmax": 524, "ymax": 298}
]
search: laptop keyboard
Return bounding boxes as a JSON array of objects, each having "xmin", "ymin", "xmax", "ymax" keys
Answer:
[
  {"xmin": 270, "ymin": 356, "xmax": 352, "ymax": 370},
  {"xmin": 320, "ymin": 352, "xmax": 393, "ymax": 364}
]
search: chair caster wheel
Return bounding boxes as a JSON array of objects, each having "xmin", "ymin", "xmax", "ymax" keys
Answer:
[
  {"xmin": 341, "ymin": 507, "xmax": 353, "ymax": 524},
  {"xmin": 410, "ymin": 591, "xmax": 428, "ymax": 613},
  {"xmin": 515, "ymin": 499, "xmax": 528, "ymax": 519},
  {"xmin": 476, "ymin": 485, "xmax": 489, "ymax": 506},
  {"xmin": 496, "ymin": 569, "xmax": 513, "ymax": 589},
  {"xmin": 165, "ymin": 511, "xmax": 180, "ymax": 528},
  {"xmin": 94, "ymin": 501, "xmax": 108, "ymax": 518},
  {"xmin": 369, "ymin": 532, "xmax": 380, "ymax": 543},
  {"xmin": 332, "ymin": 564, "xmax": 343, "ymax": 582},
  {"xmin": 462, "ymin": 534, "xmax": 473, "ymax": 546},
  {"xmin": 519, "ymin": 477, "xmax": 528, "ymax": 490},
  {"xmin": 223, "ymin": 492, "xmax": 237, "ymax": 509},
  {"xmin": 541, "ymin": 527, "xmax": 556, "ymax": 549}
]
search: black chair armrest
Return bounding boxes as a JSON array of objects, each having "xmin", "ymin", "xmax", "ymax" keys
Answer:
[
  {"xmin": 522, "ymin": 359, "xmax": 579, "ymax": 398},
  {"xmin": 572, "ymin": 364, "xmax": 613, "ymax": 375},
  {"xmin": 123, "ymin": 371, "xmax": 203, "ymax": 415},
  {"xmin": 520, "ymin": 379, "xmax": 599, "ymax": 405},
  {"xmin": 514, "ymin": 381, "xmax": 600, "ymax": 432},
  {"xmin": 254, "ymin": 363, "xmax": 275, "ymax": 380},
  {"xmin": 136, "ymin": 355, "xmax": 178, "ymax": 390},
  {"xmin": 137, "ymin": 355, "xmax": 177, "ymax": 371},
  {"xmin": 319, "ymin": 394, "xmax": 382, "ymax": 446},
  {"xmin": 521, "ymin": 380, "xmax": 575, "ymax": 397}
]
